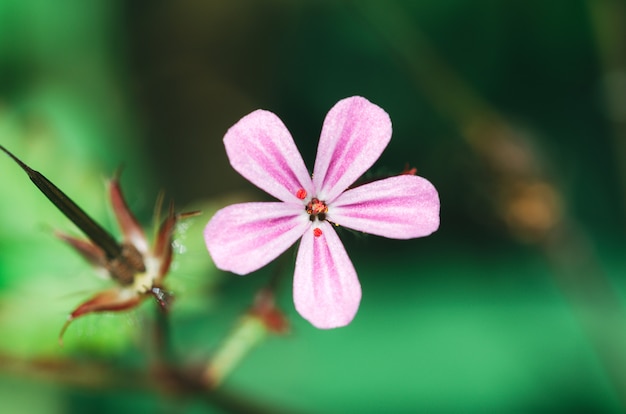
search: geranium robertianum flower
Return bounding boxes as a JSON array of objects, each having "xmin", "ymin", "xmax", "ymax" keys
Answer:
[
  {"xmin": 0, "ymin": 145, "xmax": 199, "ymax": 342},
  {"xmin": 204, "ymin": 96, "xmax": 440, "ymax": 328}
]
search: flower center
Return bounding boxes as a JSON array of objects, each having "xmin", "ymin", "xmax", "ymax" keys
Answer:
[{"xmin": 306, "ymin": 197, "xmax": 328, "ymax": 222}]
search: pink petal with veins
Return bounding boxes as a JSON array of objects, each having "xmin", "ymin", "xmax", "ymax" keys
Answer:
[
  {"xmin": 224, "ymin": 110, "xmax": 314, "ymax": 203},
  {"xmin": 330, "ymin": 175, "xmax": 440, "ymax": 239},
  {"xmin": 313, "ymin": 96, "xmax": 392, "ymax": 202},
  {"xmin": 293, "ymin": 221, "xmax": 361, "ymax": 328},
  {"xmin": 204, "ymin": 202, "xmax": 310, "ymax": 275}
]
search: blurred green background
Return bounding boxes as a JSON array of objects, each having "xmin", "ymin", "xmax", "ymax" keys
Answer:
[{"xmin": 1, "ymin": 0, "xmax": 626, "ymax": 412}]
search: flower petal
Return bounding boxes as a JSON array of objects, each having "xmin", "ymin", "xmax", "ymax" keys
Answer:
[
  {"xmin": 224, "ymin": 110, "xmax": 314, "ymax": 203},
  {"xmin": 293, "ymin": 221, "xmax": 361, "ymax": 328},
  {"xmin": 329, "ymin": 175, "xmax": 440, "ymax": 239},
  {"xmin": 313, "ymin": 96, "xmax": 392, "ymax": 202},
  {"xmin": 204, "ymin": 202, "xmax": 309, "ymax": 275}
]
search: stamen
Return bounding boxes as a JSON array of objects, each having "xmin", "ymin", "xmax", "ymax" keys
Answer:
[
  {"xmin": 306, "ymin": 198, "xmax": 328, "ymax": 215},
  {"xmin": 305, "ymin": 197, "xmax": 329, "ymax": 222},
  {"xmin": 296, "ymin": 188, "xmax": 307, "ymax": 200},
  {"xmin": 313, "ymin": 228, "xmax": 322, "ymax": 237}
]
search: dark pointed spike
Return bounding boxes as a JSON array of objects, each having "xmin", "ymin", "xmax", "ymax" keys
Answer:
[{"xmin": 0, "ymin": 145, "xmax": 122, "ymax": 260}]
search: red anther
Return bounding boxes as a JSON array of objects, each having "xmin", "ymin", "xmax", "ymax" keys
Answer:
[
  {"xmin": 313, "ymin": 228, "xmax": 323, "ymax": 237},
  {"xmin": 296, "ymin": 188, "xmax": 307, "ymax": 200}
]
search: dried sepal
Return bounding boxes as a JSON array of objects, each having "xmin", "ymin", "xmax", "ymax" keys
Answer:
[
  {"xmin": 55, "ymin": 231, "xmax": 107, "ymax": 269},
  {"xmin": 249, "ymin": 288, "xmax": 289, "ymax": 335},
  {"xmin": 0, "ymin": 144, "xmax": 200, "ymax": 343},
  {"xmin": 59, "ymin": 288, "xmax": 143, "ymax": 345},
  {"xmin": 154, "ymin": 204, "xmax": 201, "ymax": 284},
  {"xmin": 109, "ymin": 171, "xmax": 149, "ymax": 254},
  {"xmin": 58, "ymin": 181, "xmax": 200, "ymax": 342}
]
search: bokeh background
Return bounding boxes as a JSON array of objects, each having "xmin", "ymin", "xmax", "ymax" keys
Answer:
[{"xmin": 1, "ymin": 0, "xmax": 626, "ymax": 412}]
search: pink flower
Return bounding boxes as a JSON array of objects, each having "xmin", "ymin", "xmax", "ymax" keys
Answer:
[{"xmin": 204, "ymin": 96, "xmax": 440, "ymax": 328}]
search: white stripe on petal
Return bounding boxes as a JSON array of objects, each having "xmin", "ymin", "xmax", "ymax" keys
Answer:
[
  {"xmin": 293, "ymin": 221, "xmax": 361, "ymax": 328},
  {"xmin": 225, "ymin": 110, "xmax": 314, "ymax": 203},
  {"xmin": 329, "ymin": 175, "xmax": 440, "ymax": 239},
  {"xmin": 313, "ymin": 97, "xmax": 392, "ymax": 202},
  {"xmin": 205, "ymin": 202, "xmax": 309, "ymax": 275}
]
